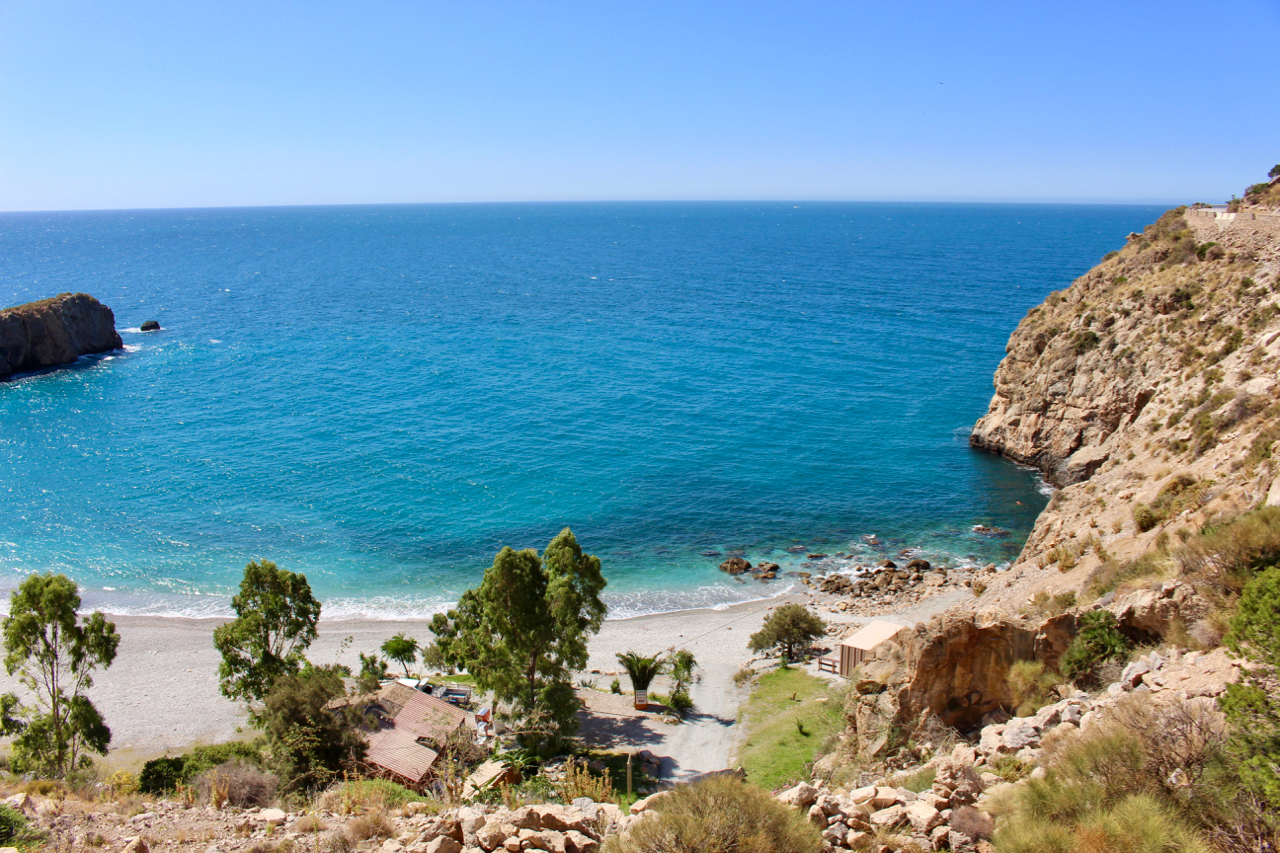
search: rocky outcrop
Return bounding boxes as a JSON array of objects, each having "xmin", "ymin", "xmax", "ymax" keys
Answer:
[
  {"xmin": 961, "ymin": 198, "xmax": 1280, "ymax": 616},
  {"xmin": 843, "ymin": 611, "xmax": 1078, "ymax": 757},
  {"xmin": 0, "ymin": 293, "xmax": 123, "ymax": 380}
]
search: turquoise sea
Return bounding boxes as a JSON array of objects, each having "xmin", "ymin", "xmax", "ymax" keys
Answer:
[{"xmin": 0, "ymin": 202, "xmax": 1164, "ymax": 619}]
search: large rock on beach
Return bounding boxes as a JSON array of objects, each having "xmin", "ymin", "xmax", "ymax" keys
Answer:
[{"xmin": 0, "ymin": 293, "xmax": 123, "ymax": 380}]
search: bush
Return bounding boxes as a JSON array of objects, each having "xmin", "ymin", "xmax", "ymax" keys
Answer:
[
  {"xmin": 259, "ymin": 665, "xmax": 368, "ymax": 792},
  {"xmin": 1134, "ymin": 504, "xmax": 1159, "ymax": 532},
  {"xmin": 603, "ymin": 775, "xmax": 819, "ymax": 853},
  {"xmin": 1007, "ymin": 660, "xmax": 1063, "ymax": 717},
  {"xmin": 192, "ymin": 760, "xmax": 279, "ymax": 808},
  {"xmin": 1060, "ymin": 611, "xmax": 1129, "ymax": 682},
  {"xmin": 317, "ymin": 779, "xmax": 425, "ymax": 814},
  {"xmin": 0, "ymin": 804, "xmax": 25, "ymax": 842},
  {"xmin": 987, "ymin": 695, "xmax": 1271, "ymax": 853},
  {"xmin": 1221, "ymin": 566, "xmax": 1280, "ymax": 807},
  {"xmin": 139, "ymin": 741, "xmax": 265, "ymax": 794},
  {"xmin": 557, "ymin": 757, "xmax": 615, "ymax": 804},
  {"xmin": 668, "ymin": 689, "xmax": 694, "ymax": 715},
  {"xmin": 139, "ymin": 756, "xmax": 187, "ymax": 795},
  {"xmin": 345, "ymin": 810, "xmax": 395, "ymax": 842},
  {"xmin": 894, "ymin": 766, "xmax": 936, "ymax": 793}
]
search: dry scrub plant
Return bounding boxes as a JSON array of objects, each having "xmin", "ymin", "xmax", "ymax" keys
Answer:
[{"xmin": 603, "ymin": 775, "xmax": 818, "ymax": 853}]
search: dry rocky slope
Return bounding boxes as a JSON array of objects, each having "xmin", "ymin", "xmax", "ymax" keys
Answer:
[
  {"xmin": 0, "ymin": 292, "xmax": 123, "ymax": 380},
  {"xmin": 967, "ymin": 193, "xmax": 1280, "ymax": 612}
]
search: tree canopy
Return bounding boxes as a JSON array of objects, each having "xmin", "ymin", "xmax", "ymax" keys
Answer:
[
  {"xmin": 747, "ymin": 603, "xmax": 826, "ymax": 663},
  {"xmin": 430, "ymin": 528, "xmax": 606, "ymax": 745},
  {"xmin": 0, "ymin": 572, "xmax": 120, "ymax": 776},
  {"xmin": 258, "ymin": 664, "xmax": 368, "ymax": 792},
  {"xmin": 213, "ymin": 560, "xmax": 321, "ymax": 707}
]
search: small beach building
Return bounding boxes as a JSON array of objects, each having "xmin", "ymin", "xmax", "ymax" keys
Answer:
[
  {"xmin": 837, "ymin": 620, "xmax": 907, "ymax": 677},
  {"xmin": 332, "ymin": 681, "xmax": 470, "ymax": 790}
]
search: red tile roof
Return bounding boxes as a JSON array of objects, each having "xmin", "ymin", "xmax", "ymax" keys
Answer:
[{"xmin": 360, "ymin": 683, "xmax": 469, "ymax": 784}]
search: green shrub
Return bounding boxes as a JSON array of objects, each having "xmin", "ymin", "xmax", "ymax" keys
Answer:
[
  {"xmin": 1060, "ymin": 611, "xmax": 1129, "ymax": 682},
  {"xmin": 1008, "ymin": 660, "xmax": 1063, "ymax": 717},
  {"xmin": 1074, "ymin": 793, "xmax": 1211, "ymax": 853},
  {"xmin": 139, "ymin": 741, "xmax": 265, "ymax": 794},
  {"xmin": 1134, "ymin": 504, "xmax": 1159, "ymax": 532},
  {"xmin": 139, "ymin": 755, "xmax": 188, "ymax": 795},
  {"xmin": 603, "ymin": 775, "xmax": 819, "ymax": 853},
  {"xmin": 1072, "ymin": 329, "xmax": 1100, "ymax": 354},
  {"xmin": 1221, "ymin": 566, "xmax": 1280, "ymax": 808},
  {"xmin": 894, "ymin": 765, "xmax": 936, "ymax": 793},
  {"xmin": 0, "ymin": 804, "xmax": 25, "ymax": 842},
  {"xmin": 1177, "ymin": 506, "xmax": 1280, "ymax": 591}
]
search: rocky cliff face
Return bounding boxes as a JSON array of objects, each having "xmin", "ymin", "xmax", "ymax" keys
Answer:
[
  {"xmin": 0, "ymin": 293, "xmax": 123, "ymax": 380},
  {"xmin": 837, "ymin": 197, "xmax": 1280, "ymax": 769},
  {"xmin": 966, "ymin": 203, "xmax": 1280, "ymax": 603}
]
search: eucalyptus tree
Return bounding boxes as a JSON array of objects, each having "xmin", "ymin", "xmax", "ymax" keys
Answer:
[
  {"xmin": 431, "ymin": 528, "xmax": 607, "ymax": 745},
  {"xmin": 0, "ymin": 572, "xmax": 120, "ymax": 776}
]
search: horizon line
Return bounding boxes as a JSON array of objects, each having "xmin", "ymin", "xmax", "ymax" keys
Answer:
[{"xmin": 0, "ymin": 196, "xmax": 1190, "ymax": 216}]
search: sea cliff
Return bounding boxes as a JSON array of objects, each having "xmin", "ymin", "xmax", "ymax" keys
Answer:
[
  {"xmin": 0, "ymin": 292, "xmax": 123, "ymax": 381},
  {"xmin": 969, "ymin": 196, "xmax": 1280, "ymax": 601}
]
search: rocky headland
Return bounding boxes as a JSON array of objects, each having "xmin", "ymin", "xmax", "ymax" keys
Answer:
[{"xmin": 0, "ymin": 292, "xmax": 123, "ymax": 381}]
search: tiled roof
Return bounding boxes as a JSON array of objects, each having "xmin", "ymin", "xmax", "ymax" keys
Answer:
[{"xmin": 361, "ymin": 683, "xmax": 469, "ymax": 784}]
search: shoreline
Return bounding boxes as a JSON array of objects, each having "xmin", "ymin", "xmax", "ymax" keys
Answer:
[
  {"xmin": 0, "ymin": 568, "xmax": 974, "ymax": 773},
  {"xmin": 0, "ymin": 595, "xmax": 805, "ymax": 769}
]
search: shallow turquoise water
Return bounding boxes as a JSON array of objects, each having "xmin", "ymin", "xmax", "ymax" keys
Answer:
[{"xmin": 0, "ymin": 202, "xmax": 1163, "ymax": 618}]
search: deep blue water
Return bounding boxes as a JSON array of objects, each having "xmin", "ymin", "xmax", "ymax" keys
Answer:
[{"xmin": 0, "ymin": 202, "xmax": 1163, "ymax": 619}]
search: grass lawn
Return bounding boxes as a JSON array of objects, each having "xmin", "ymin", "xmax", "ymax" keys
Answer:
[
  {"xmin": 433, "ymin": 672, "xmax": 477, "ymax": 685},
  {"xmin": 735, "ymin": 667, "xmax": 845, "ymax": 793}
]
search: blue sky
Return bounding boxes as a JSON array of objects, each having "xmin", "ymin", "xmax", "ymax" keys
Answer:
[{"xmin": 2, "ymin": 1, "xmax": 1278, "ymax": 211}]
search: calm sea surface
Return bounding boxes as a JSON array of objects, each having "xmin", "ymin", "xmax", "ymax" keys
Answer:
[{"xmin": 0, "ymin": 202, "xmax": 1163, "ymax": 618}]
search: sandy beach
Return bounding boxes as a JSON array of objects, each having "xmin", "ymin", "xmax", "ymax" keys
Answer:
[
  {"xmin": 0, "ymin": 581, "xmax": 963, "ymax": 778},
  {"xmin": 0, "ymin": 592, "xmax": 799, "ymax": 771}
]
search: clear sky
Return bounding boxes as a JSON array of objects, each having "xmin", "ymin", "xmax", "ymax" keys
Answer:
[{"xmin": 2, "ymin": 1, "xmax": 1278, "ymax": 211}]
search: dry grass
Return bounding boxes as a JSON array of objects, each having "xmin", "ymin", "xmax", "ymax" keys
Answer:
[{"xmin": 344, "ymin": 809, "xmax": 395, "ymax": 842}]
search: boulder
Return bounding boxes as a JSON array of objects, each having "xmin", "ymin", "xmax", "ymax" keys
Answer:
[
  {"xmin": 1002, "ymin": 720, "xmax": 1040, "ymax": 751},
  {"xmin": 719, "ymin": 557, "xmax": 751, "ymax": 575},
  {"xmin": 563, "ymin": 830, "xmax": 599, "ymax": 853},
  {"xmin": 776, "ymin": 782, "xmax": 819, "ymax": 808},
  {"xmin": 931, "ymin": 759, "xmax": 984, "ymax": 807},
  {"xmin": 140, "ymin": 320, "xmax": 162, "ymax": 332},
  {"xmin": 1120, "ymin": 659, "xmax": 1151, "ymax": 689},
  {"xmin": 869, "ymin": 805, "xmax": 907, "ymax": 828},
  {"xmin": 476, "ymin": 823, "xmax": 515, "ymax": 851},
  {"xmin": 253, "ymin": 808, "xmax": 287, "ymax": 826},
  {"xmin": 905, "ymin": 801, "xmax": 945, "ymax": 834},
  {"xmin": 906, "ymin": 559, "xmax": 931, "ymax": 572}
]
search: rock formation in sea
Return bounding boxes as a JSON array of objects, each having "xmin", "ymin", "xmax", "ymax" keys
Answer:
[{"xmin": 0, "ymin": 293, "xmax": 124, "ymax": 381}]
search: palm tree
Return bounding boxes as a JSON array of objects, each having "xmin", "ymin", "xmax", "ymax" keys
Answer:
[
  {"xmin": 616, "ymin": 652, "xmax": 665, "ymax": 710},
  {"xmin": 381, "ymin": 633, "xmax": 420, "ymax": 679}
]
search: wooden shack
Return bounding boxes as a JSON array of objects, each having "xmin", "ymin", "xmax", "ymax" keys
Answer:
[{"xmin": 837, "ymin": 620, "xmax": 907, "ymax": 677}]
